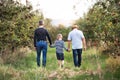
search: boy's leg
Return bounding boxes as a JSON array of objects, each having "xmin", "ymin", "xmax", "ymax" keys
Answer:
[
  {"xmin": 58, "ymin": 60, "xmax": 61, "ymax": 68},
  {"xmin": 61, "ymin": 60, "xmax": 64, "ymax": 68},
  {"xmin": 56, "ymin": 53, "xmax": 62, "ymax": 68},
  {"xmin": 61, "ymin": 53, "xmax": 64, "ymax": 68}
]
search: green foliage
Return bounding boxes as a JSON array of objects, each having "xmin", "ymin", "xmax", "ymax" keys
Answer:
[
  {"xmin": 0, "ymin": 0, "xmax": 70, "ymax": 54},
  {"xmin": 0, "ymin": 0, "xmax": 43, "ymax": 54},
  {"xmin": 106, "ymin": 56, "xmax": 120, "ymax": 72},
  {"xmin": 49, "ymin": 25, "xmax": 70, "ymax": 42},
  {"xmin": 43, "ymin": 18, "xmax": 71, "ymax": 42},
  {"xmin": 0, "ymin": 66, "xmax": 13, "ymax": 80},
  {"xmin": 76, "ymin": 0, "xmax": 120, "ymax": 55},
  {"xmin": 113, "ymin": 67, "xmax": 120, "ymax": 79}
]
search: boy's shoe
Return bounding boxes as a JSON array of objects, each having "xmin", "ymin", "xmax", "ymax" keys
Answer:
[{"xmin": 61, "ymin": 65, "xmax": 63, "ymax": 68}]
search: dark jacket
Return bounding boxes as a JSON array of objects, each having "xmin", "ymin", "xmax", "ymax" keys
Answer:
[{"xmin": 34, "ymin": 27, "xmax": 52, "ymax": 47}]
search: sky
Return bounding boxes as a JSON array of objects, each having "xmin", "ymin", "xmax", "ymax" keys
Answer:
[{"xmin": 20, "ymin": 0, "xmax": 96, "ymax": 26}]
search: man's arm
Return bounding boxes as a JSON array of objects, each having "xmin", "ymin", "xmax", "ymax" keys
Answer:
[
  {"xmin": 67, "ymin": 40, "xmax": 71, "ymax": 52},
  {"xmin": 67, "ymin": 32, "xmax": 71, "ymax": 52},
  {"xmin": 46, "ymin": 30, "xmax": 52, "ymax": 45},
  {"xmin": 82, "ymin": 38, "xmax": 86, "ymax": 51},
  {"xmin": 63, "ymin": 41, "xmax": 68, "ymax": 51},
  {"xmin": 50, "ymin": 41, "xmax": 56, "ymax": 48}
]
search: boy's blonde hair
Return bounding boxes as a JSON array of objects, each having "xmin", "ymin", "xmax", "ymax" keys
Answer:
[{"xmin": 57, "ymin": 34, "xmax": 63, "ymax": 40}]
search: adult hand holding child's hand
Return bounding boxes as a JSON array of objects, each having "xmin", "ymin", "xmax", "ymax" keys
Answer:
[
  {"xmin": 67, "ymin": 48, "xmax": 71, "ymax": 52},
  {"xmin": 83, "ymin": 46, "xmax": 86, "ymax": 51},
  {"xmin": 49, "ymin": 44, "xmax": 55, "ymax": 48}
]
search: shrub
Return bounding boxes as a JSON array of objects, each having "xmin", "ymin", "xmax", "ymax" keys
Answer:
[{"xmin": 106, "ymin": 56, "xmax": 120, "ymax": 72}]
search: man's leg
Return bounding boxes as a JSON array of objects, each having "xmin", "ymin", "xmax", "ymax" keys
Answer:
[
  {"xmin": 60, "ymin": 53, "xmax": 64, "ymax": 68},
  {"xmin": 77, "ymin": 49, "xmax": 82, "ymax": 67},
  {"xmin": 58, "ymin": 60, "xmax": 61, "ymax": 68},
  {"xmin": 61, "ymin": 60, "xmax": 64, "ymax": 68},
  {"xmin": 36, "ymin": 46, "xmax": 41, "ymax": 67},
  {"xmin": 72, "ymin": 49, "xmax": 78, "ymax": 67},
  {"xmin": 42, "ymin": 42, "xmax": 47, "ymax": 67}
]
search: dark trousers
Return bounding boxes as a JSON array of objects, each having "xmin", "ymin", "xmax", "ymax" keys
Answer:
[
  {"xmin": 36, "ymin": 41, "xmax": 47, "ymax": 67},
  {"xmin": 72, "ymin": 49, "xmax": 82, "ymax": 67}
]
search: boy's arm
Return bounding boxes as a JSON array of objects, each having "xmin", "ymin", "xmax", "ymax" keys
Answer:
[
  {"xmin": 50, "ymin": 41, "xmax": 56, "ymax": 48},
  {"xmin": 63, "ymin": 41, "xmax": 68, "ymax": 51}
]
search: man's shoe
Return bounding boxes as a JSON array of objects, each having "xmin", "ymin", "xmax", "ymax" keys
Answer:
[{"xmin": 37, "ymin": 63, "xmax": 40, "ymax": 67}]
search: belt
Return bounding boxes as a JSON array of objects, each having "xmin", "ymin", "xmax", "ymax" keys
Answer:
[{"xmin": 37, "ymin": 40, "xmax": 46, "ymax": 42}]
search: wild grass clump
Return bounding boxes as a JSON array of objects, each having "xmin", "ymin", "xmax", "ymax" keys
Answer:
[
  {"xmin": 106, "ymin": 56, "xmax": 120, "ymax": 72},
  {"xmin": 0, "ymin": 46, "xmax": 36, "ymax": 70},
  {"xmin": 1, "ymin": 46, "xmax": 31, "ymax": 64},
  {"xmin": 0, "ymin": 65, "xmax": 16, "ymax": 80},
  {"xmin": 106, "ymin": 56, "xmax": 120, "ymax": 79}
]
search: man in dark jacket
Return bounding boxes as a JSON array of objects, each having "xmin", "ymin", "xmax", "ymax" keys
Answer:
[{"xmin": 34, "ymin": 20, "xmax": 52, "ymax": 67}]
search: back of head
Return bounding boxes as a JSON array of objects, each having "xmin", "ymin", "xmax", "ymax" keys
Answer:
[
  {"xmin": 71, "ymin": 24, "xmax": 78, "ymax": 29},
  {"xmin": 39, "ymin": 20, "xmax": 44, "ymax": 25},
  {"xmin": 57, "ymin": 34, "xmax": 63, "ymax": 40}
]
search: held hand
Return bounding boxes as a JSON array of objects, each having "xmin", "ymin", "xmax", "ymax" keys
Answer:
[
  {"xmin": 35, "ymin": 47, "xmax": 37, "ymax": 50},
  {"xmin": 83, "ymin": 46, "xmax": 86, "ymax": 51},
  {"xmin": 49, "ymin": 44, "xmax": 55, "ymax": 48},
  {"xmin": 66, "ymin": 48, "xmax": 69, "ymax": 52},
  {"xmin": 49, "ymin": 45, "xmax": 52, "ymax": 48},
  {"xmin": 67, "ymin": 48, "xmax": 71, "ymax": 52}
]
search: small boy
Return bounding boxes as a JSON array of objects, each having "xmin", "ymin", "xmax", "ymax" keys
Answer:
[{"xmin": 51, "ymin": 34, "xmax": 68, "ymax": 68}]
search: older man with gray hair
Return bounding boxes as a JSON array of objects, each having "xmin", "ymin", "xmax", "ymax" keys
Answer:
[{"xmin": 67, "ymin": 24, "xmax": 86, "ymax": 67}]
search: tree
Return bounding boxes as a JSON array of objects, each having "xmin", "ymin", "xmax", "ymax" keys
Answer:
[
  {"xmin": 75, "ymin": 0, "xmax": 120, "ymax": 55},
  {"xmin": 0, "ymin": 0, "xmax": 43, "ymax": 54}
]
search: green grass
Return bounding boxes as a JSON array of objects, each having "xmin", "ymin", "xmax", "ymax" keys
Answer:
[{"xmin": 0, "ymin": 46, "xmax": 120, "ymax": 80}]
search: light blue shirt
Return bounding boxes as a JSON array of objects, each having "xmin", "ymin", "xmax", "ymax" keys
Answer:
[{"xmin": 68, "ymin": 29, "xmax": 84, "ymax": 49}]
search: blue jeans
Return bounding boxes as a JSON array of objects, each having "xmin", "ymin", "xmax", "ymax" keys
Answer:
[
  {"xmin": 36, "ymin": 41, "xmax": 47, "ymax": 67},
  {"xmin": 72, "ymin": 49, "xmax": 82, "ymax": 67}
]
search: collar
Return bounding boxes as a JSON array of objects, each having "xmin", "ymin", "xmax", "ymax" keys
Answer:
[
  {"xmin": 73, "ymin": 28, "xmax": 77, "ymax": 30},
  {"xmin": 39, "ymin": 26, "xmax": 44, "ymax": 28},
  {"xmin": 58, "ymin": 38, "xmax": 62, "ymax": 40}
]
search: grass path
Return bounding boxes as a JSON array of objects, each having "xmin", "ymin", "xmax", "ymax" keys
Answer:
[
  {"xmin": 1, "ymin": 47, "xmax": 118, "ymax": 80},
  {"xmin": 28, "ymin": 47, "xmax": 106, "ymax": 79},
  {"xmin": 45, "ymin": 47, "xmax": 105, "ymax": 80}
]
